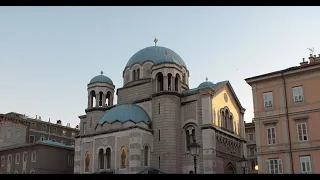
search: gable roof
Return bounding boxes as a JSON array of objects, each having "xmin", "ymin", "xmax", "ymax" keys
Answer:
[{"xmin": 182, "ymin": 80, "xmax": 245, "ymax": 112}]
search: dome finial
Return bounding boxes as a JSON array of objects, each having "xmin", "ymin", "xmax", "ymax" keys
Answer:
[
  {"xmin": 154, "ymin": 37, "xmax": 158, "ymax": 46},
  {"xmin": 205, "ymin": 77, "xmax": 208, "ymax": 81},
  {"xmin": 101, "ymin": 70, "xmax": 103, "ymax": 75}
]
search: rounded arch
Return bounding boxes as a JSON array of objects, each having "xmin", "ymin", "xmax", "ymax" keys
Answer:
[
  {"xmin": 106, "ymin": 91, "xmax": 112, "ymax": 106},
  {"xmin": 156, "ymin": 72, "xmax": 164, "ymax": 92},
  {"xmin": 183, "ymin": 122, "xmax": 197, "ymax": 152},
  {"xmin": 105, "ymin": 146, "xmax": 112, "ymax": 169},
  {"xmin": 30, "ymin": 168, "xmax": 35, "ymax": 174},
  {"xmin": 175, "ymin": 73, "xmax": 181, "ymax": 92},
  {"xmin": 226, "ymin": 163, "xmax": 236, "ymax": 174},
  {"xmin": 89, "ymin": 90, "xmax": 96, "ymax": 108},
  {"xmin": 98, "ymin": 148, "xmax": 104, "ymax": 170},
  {"xmin": 182, "ymin": 120, "xmax": 199, "ymax": 129}
]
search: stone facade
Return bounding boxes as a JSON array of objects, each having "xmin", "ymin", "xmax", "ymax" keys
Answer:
[{"xmin": 75, "ymin": 44, "xmax": 247, "ymax": 174}]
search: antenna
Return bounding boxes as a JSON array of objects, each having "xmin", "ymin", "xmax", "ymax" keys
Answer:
[{"xmin": 307, "ymin": 47, "xmax": 315, "ymax": 55}]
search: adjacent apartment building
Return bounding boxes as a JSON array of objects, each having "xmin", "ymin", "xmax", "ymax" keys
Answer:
[
  {"xmin": 0, "ymin": 140, "xmax": 74, "ymax": 174},
  {"xmin": 245, "ymin": 121, "xmax": 258, "ymax": 174},
  {"xmin": 245, "ymin": 54, "xmax": 320, "ymax": 174},
  {"xmin": 0, "ymin": 112, "xmax": 80, "ymax": 174},
  {"xmin": 3, "ymin": 112, "xmax": 79, "ymax": 147}
]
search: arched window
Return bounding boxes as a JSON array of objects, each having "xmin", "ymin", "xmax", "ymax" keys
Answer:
[
  {"xmin": 8, "ymin": 154, "xmax": 12, "ymax": 165},
  {"xmin": 106, "ymin": 91, "xmax": 111, "ymax": 106},
  {"xmin": 98, "ymin": 149, "xmax": 104, "ymax": 170},
  {"xmin": 168, "ymin": 73, "xmax": 172, "ymax": 91},
  {"xmin": 120, "ymin": 146, "xmax": 127, "ymax": 168},
  {"xmin": 137, "ymin": 69, "xmax": 140, "ymax": 80},
  {"xmin": 221, "ymin": 110, "xmax": 225, "ymax": 128},
  {"xmin": 185, "ymin": 125, "xmax": 196, "ymax": 151},
  {"xmin": 156, "ymin": 72, "xmax": 164, "ymax": 92},
  {"xmin": 90, "ymin": 91, "xmax": 96, "ymax": 108},
  {"xmin": 106, "ymin": 148, "xmax": 111, "ymax": 169},
  {"xmin": 85, "ymin": 151, "xmax": 90, "ymax": 172},
  {"xmin": 23, "ymin": 152, "xmax": 27, "ymax": 163},
  {"xmin": 144, "ymin": 145, "xmax": 149, "ymax": 167},
  {"xmin": 225, "ymin": 109, "xmax": 229, "ymax": 129},
  {"xmin": 133, "ymin": 70, "xmax": 136, "ymax": 81},
  {"xmin": 175, "ymin": 74, "xmax": 180, "ymax": 92},
  {"xmin": 229, "ymin": 115, "xmax": 234, "ymax": 132}
]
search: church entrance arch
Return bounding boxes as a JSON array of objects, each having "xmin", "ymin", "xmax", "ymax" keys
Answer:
[{"xmin": 226, "ymin": 163, "xmax": 236, "ymax": 174}]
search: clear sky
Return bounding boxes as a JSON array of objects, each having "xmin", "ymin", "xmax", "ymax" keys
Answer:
[{"xmin": 1, "ymin": 6, "xmax": 320, "ymax": 127}]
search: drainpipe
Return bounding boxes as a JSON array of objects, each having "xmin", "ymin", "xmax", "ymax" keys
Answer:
[{"xmin": 281, "ymin": 73, "xmax": 294, "ymax": 174}]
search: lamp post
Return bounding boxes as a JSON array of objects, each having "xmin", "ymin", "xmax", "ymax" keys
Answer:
[
  {"xmin": 188, "ymin": 140, "xmax": 201, "ymax": 174},
  {"xmin": 239, "ymin": 155, "xmax": 248, "ymax": 174}
]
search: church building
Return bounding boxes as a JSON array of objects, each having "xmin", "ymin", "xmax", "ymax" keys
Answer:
[{"xmin": 74, "ymin": 40, "xmax": 247, "ymax": 174}]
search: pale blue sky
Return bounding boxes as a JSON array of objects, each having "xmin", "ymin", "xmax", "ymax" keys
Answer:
[{"xmin": 1, "ymin": 6, "xmax": 319, "ymax": 127}]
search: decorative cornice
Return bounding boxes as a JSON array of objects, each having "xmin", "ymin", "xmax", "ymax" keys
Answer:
[{"xmin": 76, "ymin": 125, "xmax": 153, "ymax": 138}]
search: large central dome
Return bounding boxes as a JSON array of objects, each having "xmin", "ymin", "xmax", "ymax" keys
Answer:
[{"xmin": 125, "ymin": 46, "xmax": 187, "ymax": 68}]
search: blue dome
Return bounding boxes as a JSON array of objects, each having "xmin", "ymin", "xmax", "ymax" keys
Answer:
[
  {"xmin": 99, "ymin": 104, "xmax": 151, "ymax": 125},
  {"xmin": 125, "ymin": 46, "xmax": 187, "ymax": 68},
  {"xmin": 198, "ymin": 81, "xmax": 215, "ymax": 88},
  {"xmin": 89, "ymin": 74, "xmax": 113, "ymax": 85}
]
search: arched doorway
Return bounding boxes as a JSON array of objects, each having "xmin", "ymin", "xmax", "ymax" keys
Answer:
[{"xmin": 226, "ymin": 163, "xmax": 236, "ymax": 174}]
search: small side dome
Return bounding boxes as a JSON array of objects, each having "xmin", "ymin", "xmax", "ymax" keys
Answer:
[
  {"xmin": 99, "ymin": 104, "xmax": 151, "ymax": 125},
  {"xmin": 89, "ymin": 71, "xmax": 113, "ymax": 85},
  {"xmin": 198, "ymin": 81, "xmax": 215, "ymax": 89}
]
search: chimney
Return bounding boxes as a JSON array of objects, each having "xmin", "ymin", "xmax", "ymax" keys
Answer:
[
  {"xmin": 300, "ymin": 58, "xmax": 308, "ymax": 66},
  {"xmin": 67, "ymin": 123, "xmax": 70, "ymax": 127},
  {"xmin": 57, "ymin": 120, "xmax": 62, "ymax": 125},
  {"xmin": 309, "ymin": 54, "xmax": 315, "ymax": 64},
  {"xmin": 36, "ymin": 115, "xmax": 37, "ymax": 119},
  {"xmin": 39, "ymin": 116, "xmax": 41, "ymax": 120},
  {"xmin": 76, "ymin": 125, "xmax": 79, "ymax": 129}
]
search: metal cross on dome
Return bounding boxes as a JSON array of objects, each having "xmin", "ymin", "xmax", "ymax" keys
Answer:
[
  {"xmin": 154, "ymin": 38, "xmax": 158, "ymax": 46},
  {"xmin": 101, "ymin": 71, "xmax": 103, "ymax": 75}
]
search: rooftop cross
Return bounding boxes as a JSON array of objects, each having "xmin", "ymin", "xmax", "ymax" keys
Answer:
[
  {"xmin": 154, "ymin": 38, "xmax": 158, "ymax": 46},
  {"xmin": 101, "ymin": 71, "xmax": 103, "ymax": 75}
]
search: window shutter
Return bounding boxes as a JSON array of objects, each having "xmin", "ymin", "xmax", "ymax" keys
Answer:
[
  {"xmin": 298, "ymin": 87, "xmax": 303, "ymax": 101},
  {"xmin": 266, "ymin": 160, "xmax": 270, "ymax": 174},
  {"xmin": 292, "ymin": 88, "xmax": 298, "ymax": 102},
  {"xmin": 263, "ymin": 93, "xmax": 267, "ymax": 107},
  {"xmin": 268, "ymin": 93, "xmax": 273, "ymax": 107},
  {"xmin": 278, "ymin": 159, "xmax": 283, "ymax": 174}
]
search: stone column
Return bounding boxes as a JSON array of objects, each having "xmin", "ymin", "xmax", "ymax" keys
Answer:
[
  {"xmin": 163, "ymin": 76, "xmax": 168, "ymax": 91},
  {"xmin": 172, "ymin": 76, "xmax": 175, "ymax": 92},
  {"xmin": 102, "ymin": 93, "xmax": 106, "ymax": 106},
  {"xmin": 95, "ymin": 94, "xmax": 99, "ymax": 107},
  {"xmin": 110, "ymin": 94, "xmax": 114, "ymax": 106},
  {"xmin": 88, "ymin": 94, "xmax": 91, "ymax": 108}
]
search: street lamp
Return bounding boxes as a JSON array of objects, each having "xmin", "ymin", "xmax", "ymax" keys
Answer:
[
  {"xmin": 239, "ymin": 155, "xmax": 248, "ymax": 174},
  {"xmin": 188, "ymin": 139, "xmax": 201, "ymax": 174},
  {"xmin": 254, "ymin": 165, "xmax": 258, "ymax": 171}
]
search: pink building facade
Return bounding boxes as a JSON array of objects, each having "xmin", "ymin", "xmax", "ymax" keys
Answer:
[{"xmin": 245, "ymin": 55, "xmax": 320, "ymax": 174}]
